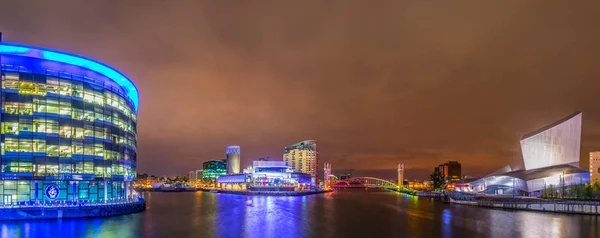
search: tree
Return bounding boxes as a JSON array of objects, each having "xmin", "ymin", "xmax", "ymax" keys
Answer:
[
  {"xmin": 570, "ymin": 184, "xmax": 583, "ymax": 199},
  {"xmin": 429, "ymin": 170, "xmax": 445, "ymax": 190},
  {"xmin": 592, "ymin": 182, "xmax": 600, "ymax": 199},
  {"xmin": 584, "ymin": 184, "xmax": 593, "ymax": 199}
]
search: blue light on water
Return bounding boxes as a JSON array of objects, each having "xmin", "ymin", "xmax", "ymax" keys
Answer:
[{"xmin": 0, "ymin": 43, "xmax": 139, "ymax": 111}]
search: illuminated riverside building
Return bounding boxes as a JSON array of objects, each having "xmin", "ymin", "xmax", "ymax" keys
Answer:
[
  {"xmin": 590, "ymin": 151, "xmax": 600, "ymax": 185},
  {"xmin": 217, "ymin": 160, "xmax": 312, "ymax": 191},
  {"xmin": 0, "ymin": 42, "xmax": 138, "ymax": 204},
  {"xmin": 283, "ymin": 140, "xmax": 317, "ymax": 184},
  {"xmin": 202, "ymin": 160, "xmax": 226, "ymax": 183},
  {"xmin": 469, "ymin": 112, "xmax": 589, "ymax": 195}
]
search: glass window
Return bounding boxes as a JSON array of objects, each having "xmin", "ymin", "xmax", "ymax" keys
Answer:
[
  {"xmin": 84, "ymin": 162, "xmax": 93, "ymax": 174},
  {"xmin": 60, "ymin": 162, "xmax": 72, "ymax": 174},
  {"xmin": 4, "ymin": 72, "xmax": 19, "ymax": 90},
  {"xmin": 72, "ymin": 81, "xmax": 83, "ymax": 98},
  {"xmin": 33, "ymin": 139, "xmax": 46, "ymax": 153},
  {"xmin": 4, "ymin": 138, "xmax": 18, "ymax": 152},
  {"xmin": 84, "ymin": 110, "xmax": 94, "ymax": 122},
  {"xmin": 59, "ymin": 145, "xmax": 72, "ymax": 157},
  {"xmin": 73, "ymin": 141, "xmax": 84, "ymax": 155},
  {"xmin": 47, "ymin": 145, "xmax": 59, "ymax": 157},
  {"xmin": 59, "ymin": 99, "xmax": 72, "ymax": 115},
  {"xmin": 74, "ymin": 127, "xmax": 84, "ymax": 139},
  {"xmin": 18, "ymin": 139, "xmax": 33, "ymax": 152},
  {"xmin": 18, "ymin": 119, "xmax": 33, "ymax": 132},
  {"xmin": 46, "ymin": 165, "xmax": 59, "ymax": 176},
  {"xmin": 59, "ymin": 126, "xmax": 72, "ymax": 138},
  {"xmin": 73, "ymin": 109, "xmax": 84, "ymax": 121},
  {"xmin": 46, "ymin": 120, "xmax": 58, "ymax": 134},
  {"xmin": 95, "ymin": 166, "xmax": 105, "ymax": 177},
  {"xmin": 94, "ymin": 143, "xmax": 104, "ymax": 157},
  {"xmin": 18, "ymin": 102, "xmax": 33, "ymax": 115},
  {"xmin": 33, "ymin": 98, "xmax": 47, "ymax": 113},
  {"xmin": 46, "ymin": 98, "xmax": 59, "ymax": 114},
  {"xmin": 4, "ymin": 102, "xmax": 18, "ymax": 114},
  {"xmin": 83, "ymin": 89, "xmax": 94, "ymax": 103},
  {"xmin": 84, "ymin": 143, "xmax": 94, "ymax": 155},
  {"xmin": 93, "ymin": 91, "xmax": 104, "ymax": 105},
  {"xmin": 46, "ymin": 77, "xmax": 60, "ymax": 94},
  {"xmin": 2, "ymin": 122, "xmax": 19, "ymax": 134},
  {"xmin": 74, "ymin": 161, "xmax": 84, "ymax": 173},
  {"xmin": 59, "ymin": 79, "xmax": 72, "ymax": 96}
]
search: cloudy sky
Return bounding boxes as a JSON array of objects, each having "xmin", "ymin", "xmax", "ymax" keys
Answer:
[{"xmin": 1, "ymin": 1, "xmax": 600, "ymax": 179}]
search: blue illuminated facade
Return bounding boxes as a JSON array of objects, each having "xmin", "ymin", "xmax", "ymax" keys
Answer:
[{"xmin": 0, "ymin": 42, "xmax": 138, "ymax": 204}]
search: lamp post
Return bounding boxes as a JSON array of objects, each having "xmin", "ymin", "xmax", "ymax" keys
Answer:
[
  {"xmin": 512, "ymin": 177, "xmax": 515, "ymax": 198},
  {"xmin": 561, "ymin": 171, "xmax": 565, "ymax": 199}
]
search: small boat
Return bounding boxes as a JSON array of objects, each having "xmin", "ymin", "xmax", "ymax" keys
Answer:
[{"xmin": 209, "ymin": 190, "xmax": 219, "ymax": 193}]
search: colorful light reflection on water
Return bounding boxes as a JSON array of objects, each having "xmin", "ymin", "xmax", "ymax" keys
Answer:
[{"xmin": 1, "ymin": 191, "xmax": 599, "ymax": 238}]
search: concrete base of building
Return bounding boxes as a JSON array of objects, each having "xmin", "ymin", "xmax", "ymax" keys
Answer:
[{"xmin": 0, "ymin": 201, "xmax": 146, "ymax": 221}]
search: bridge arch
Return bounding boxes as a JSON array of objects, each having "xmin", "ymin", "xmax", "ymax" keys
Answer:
[{"xmin": 330, "ymin": 176, "xmax": 398, "ymax": 189}]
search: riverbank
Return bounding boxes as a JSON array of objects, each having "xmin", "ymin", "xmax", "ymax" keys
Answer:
[
  {"xmin": 448, "ymin": 194, "xmax": 600, "ymax": 215},
  {"xmin": 415, "ymin": 191, "xmax": 444, "ymax": 197},
  {"xmin": 3, "ymin": 190, "xmax": 598, "ymax": 237},
  {"xmin": 0, "ymin": 201, "xmax": 146, "ymax": 221}
]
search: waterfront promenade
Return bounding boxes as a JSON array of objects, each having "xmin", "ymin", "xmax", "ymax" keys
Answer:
[{"xmin": 0, "ymin": 199, "xmax": 146, "ymax": 221}]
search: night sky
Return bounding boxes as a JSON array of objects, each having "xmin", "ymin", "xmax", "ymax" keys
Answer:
[{"xmin": 1, "ymin": 1, "xmax": 600, "ymax": 180}]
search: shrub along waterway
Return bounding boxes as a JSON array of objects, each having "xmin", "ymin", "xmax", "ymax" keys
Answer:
[{"xmin": 1, "ymin": 190, "xmax": 599, "ymax": 238}]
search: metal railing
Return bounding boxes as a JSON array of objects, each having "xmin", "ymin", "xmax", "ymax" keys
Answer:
[{"xmin": 0, "ymin": 197, "xmax": 145, "ymax": 209}]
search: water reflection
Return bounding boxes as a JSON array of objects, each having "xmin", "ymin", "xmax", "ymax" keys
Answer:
[{"xmin": 0, "ymin": 191, "xmax": 599, "ymax": 238}]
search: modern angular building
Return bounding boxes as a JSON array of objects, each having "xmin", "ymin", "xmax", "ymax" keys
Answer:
[
  {"xmin": 226, "ymin": 145, "xmax": 240, "ymax": 174},
  {"xmin": 520, "ymin": 112, "xmax": 582, "ymax": 170},
  {"xmin": 283, "ymin": 140, "xmax": 317, "ymax": 184},
  {"xmin": 469, "ymin": 112, "xmax": 589, "ymax": 195},
  {"xmin": 0, "ymin": 42, "xmax": 138, "ymax": 204}
]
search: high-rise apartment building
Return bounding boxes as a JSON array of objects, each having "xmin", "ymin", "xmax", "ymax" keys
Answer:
[
  {"xmin": 283, "ymin": 140, "xmax": 317, "ymax": 184},
  {"xmin": 324, "ymin": 163, "xmax": 332, "ymax": 188},
  {"xmin": 590, "ymin": 151, "xmax": 600, "ymax": 185},
  {"xmin": 188, "ymin": 169, "xmax": 202, "ymax": 183},
  {"xmin": 434, "ymin": 161, "xmax": 461, "ymax": 182}
]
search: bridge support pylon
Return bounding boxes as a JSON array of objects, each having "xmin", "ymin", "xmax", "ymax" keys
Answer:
[{"xmin": 398, "ymin": 163, "xmax": 404, "ymax": 191}]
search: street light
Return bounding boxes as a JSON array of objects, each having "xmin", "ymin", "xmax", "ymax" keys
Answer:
[{"xmin": 512, "ymin": 176, "xmax": 515, "ymax": 198}]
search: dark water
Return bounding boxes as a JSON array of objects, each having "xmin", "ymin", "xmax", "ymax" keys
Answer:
[{"xmin": 2, "ymin": 191, "xmax": 600, "ymax": 238}]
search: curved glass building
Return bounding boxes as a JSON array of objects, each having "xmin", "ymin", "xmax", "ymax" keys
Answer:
[{"xmin": 0, "ymin": 42, "xmax": 138, "ymax": 204}]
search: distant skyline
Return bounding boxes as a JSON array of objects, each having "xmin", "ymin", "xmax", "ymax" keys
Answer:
[{"xmin": 2, "ymin": 1, "xmax": 600, "ymax": 180}]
